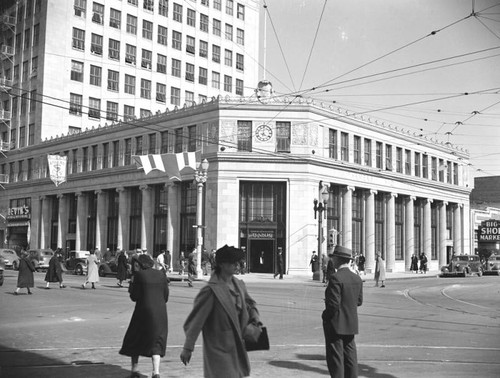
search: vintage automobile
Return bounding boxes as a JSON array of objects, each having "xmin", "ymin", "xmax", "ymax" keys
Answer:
[
  {"xmin": 0, "ymin": 255, "xmax": 5, "ymax": 286},
  {"xmin": 99, "ymin": 253, "xmax": 131, "ymax": 278},
  {"xmin": 64, "ymin": 250, "xmax": 90, "ymax": 275},
  {"xmin": 0, "ymin": 249, "xmax": 20, "ymax": 270},
  {"xmin": 440, "ymin": 255, "xmax": 483, "ymax": 277},
  {"xmin": 27, "ymin": 249, "xmax": 54, "ymax": 271},
  {"xmin": 483, "ymin": 254, "xmax": 500, "ymax": 276}
]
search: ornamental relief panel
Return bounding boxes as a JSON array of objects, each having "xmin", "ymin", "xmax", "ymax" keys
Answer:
[
  {"xmin": 220, "ymin": 120, "xmax": 237, "ymax": 145},
  {"xmin": 291, "ymin": 123, "xmax": 308, "ymax": 145}
]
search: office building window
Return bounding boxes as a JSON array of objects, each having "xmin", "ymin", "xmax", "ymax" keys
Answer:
[
  {"xmin": 213, "ymin": 19, "xmax": 221, "ymax": 36},
  {"xmin": 236, "ymin": 79, "xmax": 244, "ymax": 95},
  {"xmin": 126, "ymin": 14, "xmax": 137, "ymax": 34},
  {"xmin": 405, "ymin": 149, "xmax": 411, "ymax": 175},
  {"xmin": 157, "ymin": 54, "xmax": 167, "ymax": 73},
  {"xmin": 21, "ymin": 93, "xmax": 28, "ymax": 115},
  {"xmin": 223, "ymin": 75, "xmax": 232, "ymax": 92},
  {"xmin": 71, "ymin": 60, "xmax": 84, "ymax": 82},
  {"xmin": 142, "ymin": 20, "xmax": 153, "ymax": 40},
  {"xmin": 141, "ymin": 49, "xmax": 152, "ymax": 69},
  {"xmin": 173, "ymin": 3, "xmax": 182, "ymax": 22},
  {"xmin": 224, "ymin": 49, "xmax": 232, "ymax": 66},
  {"xmin": 329, "ymin": 129, "xmax": 338, "ymax": 159},
  {"xmin": 112, "ymin": 141, "xmax": 119, "ymax": 167},
  {"xmin": 125, "ymin": 44, "xmax": 136, "ymax": 64},
  {"xmin": 187, "ymin": 9, "xmax": 196, "ymax": 26},
  {"xmin": 74, "ymin": 0, "xmax": 86, "ymax": 17},
  {"xmin": 158, "ymin": 25, "xmax": 168, "ymax": 45},
  {"xmin": 89, "ymin": 97, "xmax": 101, "ymax": 119},
  {"xmin": 431, "ymin": 157, "xmax": 437, "ymax": 180},
  {"xmin": 185, "ymin": 91, "xmax": 194, "ymax": 107},
  {"xmin": 109, "ymin": 39, "xmax": 120, "ymax": 60},
  {"xmin": 453, "ymin": 163, "xmax": 458, "ymax": 185},
  {"xmin": 201, "ymin": 0, "xmax": 209, "ymax": 6},
  {"xmin": 90, "ymin": 33, "xmax": 103, "ymax": 55},
  {"xmin": 148, "ymin": 133, "xmax": 157, "ymax": 154},
  {"xmin": 72, "ymin": 28, "xmax": 85, "ymax": 50},
  {"xmin": 225, "ymin": 23, "xmax": 233, "ymax": 40},
  {"xmin": 140, "ymin": 109, "xmax": 152, "ymax": 118},
  {"xmin": 135, "ymin": 136, "xmax": 143, "ymax": 155},
  {"xmin": 199, "ymin": 94, "xmax": 207, "ymax": 103},
  {"xmin": 124, "ymin": 105, "xmax": 135, "ymax": 121},
  {"xmin": 276, "ymin": 121, "xmax": 291, "ymax": 152},
  {"xmin": 106, "ymin": 101, "xmax": 118, "ymax": 121},
  {"xmin": 156, "ymin": 83, "xmax": 166, "ymax": 103},
  {"xmin": 200, "ymin": 14, "xmax": 209, "ymax": 32},
  {"xmin": 158, "ymin": 0, "xmax": 168, "ymax": 16},
  {"xmin": 172, "ymin": 31, "xmax": 182, "ymax": 50},
  {"xmin": 171, "ymin": 87, "xmax": 180, "ymax": 106},
  {"xmin": 200, "ymin": 40, "xmax": 208, "ymax": 57},
  {"xmin": 340, "ymin": 132, "xmax": 349, "ymax": 162},
  {"xmin": 92, "ymin": 2, "xmax": 104, "ymax": 24},
  {"xmin": 82, "ymin": 147, "xmax": 89, "ymax": 171},
  {"xmin": 70, "ymin": 93, "xmax": 82, "ymax": 115},
  {"xmin": 102, "ymin": 143, "xmax": 109, "ymax": 169},
  {"xmin": 414, "ymin": 152, "xmax": 421, "ymax": 177},
  {"xmin": 29, "ymin": 90, "xmax": 37, "ymax": 112},
  {"xmin": 172, "ymin": 59, "xmax": 181, "ymax": 77},
  {"xmin": 237, "ymin": 28, "xmax": 245, "ymax": 45},
  {"xmin": 237, "ymin": 120, "xmax": 252, "ymax": 152},
  {"xmin": 31, "ymin": 57, "xmax": 38, "ymax": 77},
  {"xmin": 236, "ymin": 53, "xmax": 244, "ymax": 71},
  {"xmin": 353, "ymin": 136, "xmax": 361, "ymax": 164},
  {"xmin": 125, "ymin": 74, "xmax": 136, "ymax": 94},
  {"xmin": 212, "ymin": 71, "xmax": 220, "ymax": 89},
  {"xmin": 144, "ymin": 0, "xmax": 154, "ymax": 11},
  {"xmin": 22, "ymin": 61, "xmax": 29, "ymax": 81},
  {"xmin": 422, "ymin": 154, "xmax": 428, "ymax": 178},
  {"xmin": 386, "ymin": 144, "xmax": 393, "ymax": 170},
  {"xmin": 174, "ymin": 128, "xmax": 183, "ymax": 152},
  {"xmin": 124, "ymin": 138, "xmax": 132, "ymax": 165},
  {"xmin": 376, "ymin": 141, "xmax": 382, "ymax": 168},
  {"xmin": 186, "ymin": 63, "xmax": 195, "ymax": 82},
  {"xmin": 89, "ymin": 65, "xmax": 102, "ymax": 86},
  {"xmin": 33, "ymin": 24, "xmax": 40, "ymax": 46},
  {"xmin": 107, "ymin": 70, "xmax": 119, "ymax": 91},
  {"xmin": 214, "ymin": 0, "xmax": 222, "ymax": 10},
  {"xmin": 160, "ymin": 131, "xmax": 169, "ymax": 153},
  {"xmin": 140, "ymin": 79, "xmax": 151, "ymax": 99},
  {"xmin": 186, "ymin": 36, "xmax": 195, "ymax": 54},
  {"xmin": 110, "ymin": 8, "xmax": 121, "ymax": 28},
  {"xmin": 199, "ymin": 67, "xmax": 207, "ymax": 85},
  {"xmin": 226, "ymin": 0, "xmax": 233, "ymax": 15},
  {"xmin": 212, "ymin": 45, "xmax": 220, "ymax": 63},
  {"xmin": 237, "ymin": 3, "xmax": 245, "ymax": 20}
]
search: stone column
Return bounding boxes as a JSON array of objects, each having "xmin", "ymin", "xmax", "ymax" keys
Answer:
[
  {"xmin": 405, "ymin": 196, "xmax": 415, "ymax": 271},
  {"xmin": 75, "ymin": 192, "xmax": 87, "ymax": 251},
  {"xmin": 29, "ymin": 196, "xmax": 41, "ymax": 249},
  {"xmin": 95, "ymin": 190, "xmax": 107, "ymax": 251},
  {"xmin": 167, "ymin": 182, "xmax": 180, "ymax": 268},
  {"xmin": 57, "ymin": 194, "xmax": 68, "ymax": 249},
  {"xmin": 40, "ymin": 196, "xmax": 51, "ymax": 249},
  {"xmin": 453, "ymin": 204, "xmax": 462, "ymax": 255},
  {"xmin": 140, "ymin": 184, "xmax": 153, "ymax": 253},
  {"xmin": 116, "ymin": 187, "xmax": 128, "ymax": 251},
  {"xmin": 342, "ymin": 186, "xmax": 354, "ymax": 250},
  {"xmin": 365, "ymin": 189, "xmax": 376, "ymax": 273},
  {"xmin": 386, "ymin": 193, "xmax": 397, "ymax": 272},
  {"xmin": 439, "ymin": 201, "xmax": 448, "ymax": 267},
  {"xmin": 423, "ymin": 198, "xmax": 433, "ymax": 260}
]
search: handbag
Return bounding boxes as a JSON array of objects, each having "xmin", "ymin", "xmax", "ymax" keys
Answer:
[{"xmin": 244, "ymin": 325, "xmax": 270, "ymax": 351}]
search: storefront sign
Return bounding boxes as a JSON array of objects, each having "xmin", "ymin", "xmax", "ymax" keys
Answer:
[
  {"xmin": 6, "ymin": 205, "xmax": 30, "ymax": 220},
  {"xmin": 248, "ymin": 230, "xmax": 275, "ymax": 239},
  {"xmin": 478, "ymin": 219, "xmax": 500, "ymax": 242}
]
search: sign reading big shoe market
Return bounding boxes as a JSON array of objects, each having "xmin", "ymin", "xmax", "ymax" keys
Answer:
[{"xmin": 478, "ymin": 219, "xmax": 500, "ymax": 242}]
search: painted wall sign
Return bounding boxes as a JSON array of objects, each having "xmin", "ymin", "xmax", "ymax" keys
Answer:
[
  {"xmin": 248, "ymin": 230, "xmax": 275, "ymax": 239},
  {"xmin": 478, "ymin": 219, "xmax": 500, "ymax": 242},
  {"xmin": 6, "ymin": 205, "xmax": 31, "ymax": 220}
]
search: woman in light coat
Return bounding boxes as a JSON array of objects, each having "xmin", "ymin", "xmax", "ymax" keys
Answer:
[
  {"xmin": 82, "ymin": 249, "xmax": 100, "ymax": 289},
  {"xmin": 15, "ymin": 251, "xmax": 36, "ymax": 295},
  {"xmin": 180, "ymin": 245, "xmax": 261, "ymax": 378},
  {"xmin": 374, "ymin": 251, "xmax": 386, "ymax": 287}
]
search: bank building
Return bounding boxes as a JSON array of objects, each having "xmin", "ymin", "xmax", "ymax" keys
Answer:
[{"xmin": 0, "ymin": 0, "xmax": 471, "ymax": 276}]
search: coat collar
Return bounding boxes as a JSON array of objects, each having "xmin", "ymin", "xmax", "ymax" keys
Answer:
[{"xmin": 208, "ymin": 274, "xmax": 245, "ymax": 335}]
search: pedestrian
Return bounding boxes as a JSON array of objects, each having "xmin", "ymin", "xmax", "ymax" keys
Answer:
[
  {"xmin": 157, "ymin": 250, "xmax": 167, "ymax": 272},
  {"xmin": 116, "ymin": 250, "xmax": 129, "ymax": 287},
  {"xmin": 321, "ymin": 252, "xmax": 328, "ymax": 283},
  {"xmin": 374, "ymin": 251, "xmax": 386, "ymax": 287},
  {"xmin": 45, "ymin": 250, "xmax": 66, "ymax": 289},
  {"xmin": 259, "ymin": 250, "xmax": 265, "ymax": 272},
  {"xmin": 201, "ymin": 248, "xmax": 209, "ymax": 276},
  {"xmin": 357, "ymin": 253, "xmax": 366, "ymax": 275},
  {"xmin": 274, "ymin": 249, "xmax": 284, "ymax": 279},
  {"xmin": 209, "ymin": 248, "xmax": 217, "ymax": 273},
  {"xmin": 81, "ymin": 249, "xmax": 100, "ymax": 289},
  {"xmin": 119, "ymin": 254, "xmax": 169, "ymax": 378},
  {"xmin": 165, "ymin": 250, "xmax": 172, "ymax": 273},
  {"xmin": 14, "ymin": 250, "xmax": 36, "ymax": 295},
  {"xmin": 322, "ymin": 245, "xmax": 363, "ymax": 378},
  {"xmin": 410, "ymin": 253, "xmax": 419, "ymax": 273},
  {"xmin": 419, "ymin": 253, "xmax": 428, "ymax": 274},
  {"xmin": 178, "ymin": 251, "xmax": 186, "ymax": 275},
  {"xmin": 310, "ymin": 250, "xmax": 319, "ymax": 273},
  {"xmin": 180, "ymin": 245, "xmax": 261, "ymax": 378},
  {"xmin": 94, "ymin": 247, "xmax": 102, "ymax": 261},
  {"xmin": 187, "ymin": 249, "xmax": 197, "ymax": 287},
  {"xmin": 326, "ymin": 252, "xmax": 336, "ymax": 284}
]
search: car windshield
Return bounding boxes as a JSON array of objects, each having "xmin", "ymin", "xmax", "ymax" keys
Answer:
[
  {"xmin": 42, "ymin": 251, "xmax": 53, "ymax": 256},
  {"xmin": 3, "ymin": 251, "xmax": 15, "ymax": 255},
  {"xmin": 491, "ymin": 256, "xmax": 500, "ymax": 261},
  {"xmin": 453, "ymin": 256, "xmax": 468, "ymax": 262}
]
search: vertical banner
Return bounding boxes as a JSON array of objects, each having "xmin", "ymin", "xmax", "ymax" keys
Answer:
[{"xmin": 47, "ymin": 154, "xmax": 67, "ymax": 186}]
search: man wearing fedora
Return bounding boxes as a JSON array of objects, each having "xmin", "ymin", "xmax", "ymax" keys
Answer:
[{"xmin": 322, "ymin": 245, "xmax": 363, "ymax": 378}]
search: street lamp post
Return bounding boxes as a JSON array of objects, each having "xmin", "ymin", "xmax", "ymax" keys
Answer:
[
  {"xmin": 313, "ymin": 186, "xmax": 329, "ymax": 281},
  {"xmin": 194, "ymin": 159, "xmax": 209, "ymax": 277}
]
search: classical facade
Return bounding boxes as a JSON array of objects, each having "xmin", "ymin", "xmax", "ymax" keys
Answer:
[{"xmin": 0, "ymin": 97, "xmax": 472, "ymax": 274}]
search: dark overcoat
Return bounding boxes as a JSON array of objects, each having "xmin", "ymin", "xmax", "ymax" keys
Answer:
[
  {"xmin": 17, "ymin": 257, "xmax": 36, "ymax": 288},
  {"xmin": 45, "ymin": 255, "xmax": 63, "ymax": 282},
  {"xmin": 116, "ymin": 252, "xmax": 128, "ymax": 281},
  {"xmin": 119, "ymin": 267, "xmax": 169, "ymax": 357},
  {"xmin": 183, "ymin": 274, "xmax": 259, "ymax": 378}
]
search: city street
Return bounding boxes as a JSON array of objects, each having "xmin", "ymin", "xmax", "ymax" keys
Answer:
[{"xmin": 0, "ymin": 269, "xmax": 499, "ymax": 378}]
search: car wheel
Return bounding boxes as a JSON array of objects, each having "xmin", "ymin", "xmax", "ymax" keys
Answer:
[
  {"xmin": 75, "ymin": 265, "xmax": 83, "ymax": 276},
  {"xmin": 99, "ymin": 265, "xmax": 106, "ymax": 277},
  {"xmin": 477, "ymin": 269, "xmax": 483, "ymax": 277}
]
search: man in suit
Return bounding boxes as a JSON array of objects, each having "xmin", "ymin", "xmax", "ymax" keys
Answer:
[{"xmin": 322, "ymin": 245, "xmax": 363, "ymax": 378}]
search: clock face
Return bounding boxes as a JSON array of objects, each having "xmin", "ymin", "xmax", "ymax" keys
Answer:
[{"xmin": 256, "ymin": 124, "xmax": 272, "ymax": 142}]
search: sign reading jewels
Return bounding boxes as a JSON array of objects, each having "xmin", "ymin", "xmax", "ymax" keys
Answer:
[
  {"xmin": 478, "ymin": 219, "xmax": 500, "ymax": 242},
  {"xmin": 248, "ymin": 230, "xmax": 275, "ymax": 239}
]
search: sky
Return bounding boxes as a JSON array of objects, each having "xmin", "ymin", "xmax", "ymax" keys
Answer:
[{"xmin": 258, "ymin": 0, "xmax": 500, "ymax": 182}]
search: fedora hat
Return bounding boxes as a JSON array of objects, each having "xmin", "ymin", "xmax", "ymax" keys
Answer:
[{"xmin": 331, "ymin": 245, "xmax": 354, "ymax": 260}]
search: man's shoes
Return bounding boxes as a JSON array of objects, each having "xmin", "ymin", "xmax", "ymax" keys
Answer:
[
  {"xmin": 381, "ymin": 285, "xmax": 385, "ymax": 288},
  {"xmin": 14, "ymin": 291, "xmax": 18, "ymax": 295},
  {"xmin": 45, "ymin": 287, "xmax": 50, "ymax": 289},
  {"xmin": 188, "ymin": 282, "xmax": 193, "ymax": 287},
  {"xmin": 59, "ymin": 285, "xmax": 66, "ymax": 288},
  {"xmin": 152, "ymin": 374, "xmax": 160, "ymax": 378},
  {"xmin": 81, "ymin": 284, "xmax": 85, "ymax": 289},
  {"xmin": 130, "ymin": 372, "xmax": 140, "ymax": 378}
]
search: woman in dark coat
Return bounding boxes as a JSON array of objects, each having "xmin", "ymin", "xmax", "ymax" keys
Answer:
[
  {"xmin": 15, "ymin": 251, "xmax": 36, "ymax": 295},
  {"xmin": 410, "ymin": 253, "xmax": 419, "ymax": 273},
  {"xmin": 44, "ymin": 251, "xmax": 65, "ymax": 289},
  {"xmin": 116, "ymin": 250, "xmax": 128, "ymax": 287},
  {"xmin": 120, "ymin": 254, "xmax": 169, "ymax": 378}
]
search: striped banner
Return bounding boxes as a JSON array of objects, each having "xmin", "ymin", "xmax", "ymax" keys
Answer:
[{"xmin": 132, "ymin": 151, "xmax": 201, "ymax": 180}]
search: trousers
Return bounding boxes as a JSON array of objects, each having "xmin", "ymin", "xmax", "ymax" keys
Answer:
[{"xmin": 323, "ymin": 321, "xmax": 358, "ymax": 378}]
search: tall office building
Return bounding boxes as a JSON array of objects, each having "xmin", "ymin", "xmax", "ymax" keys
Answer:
[{"xmin": 0, "ymin": 0, "xmax": 260, "ymax": 148}]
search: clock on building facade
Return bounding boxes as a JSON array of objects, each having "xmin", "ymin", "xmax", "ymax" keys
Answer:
[{"xmin": 255, "ymin": 124, "xmax": 272, "ymax": 142}]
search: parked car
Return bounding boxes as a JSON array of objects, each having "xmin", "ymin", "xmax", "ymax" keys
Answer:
[
  {"xmin": 0, "ymin": 255, "xmax": 5, "ymax": 286},
  {"xmin": 483, "ymin": 255, "xmax": 500, "ymax": 276},
  {"xmin": 440, "ymin": 255, "xmax": 483, "ymax": 277},
  {"xmin": 64, "ymin": 250, "xmax": 90, "ymax": 275},
  {"xmin": 99, "ymin": 253, "xmax": 131, "ymax": 278},
  {"xmin": 27, "ymin": 249, "xmax": 54, "ymax": 271},
  {"xmin": 0, "ymin": 249, "xmax": 20, "ymax": 270}
]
